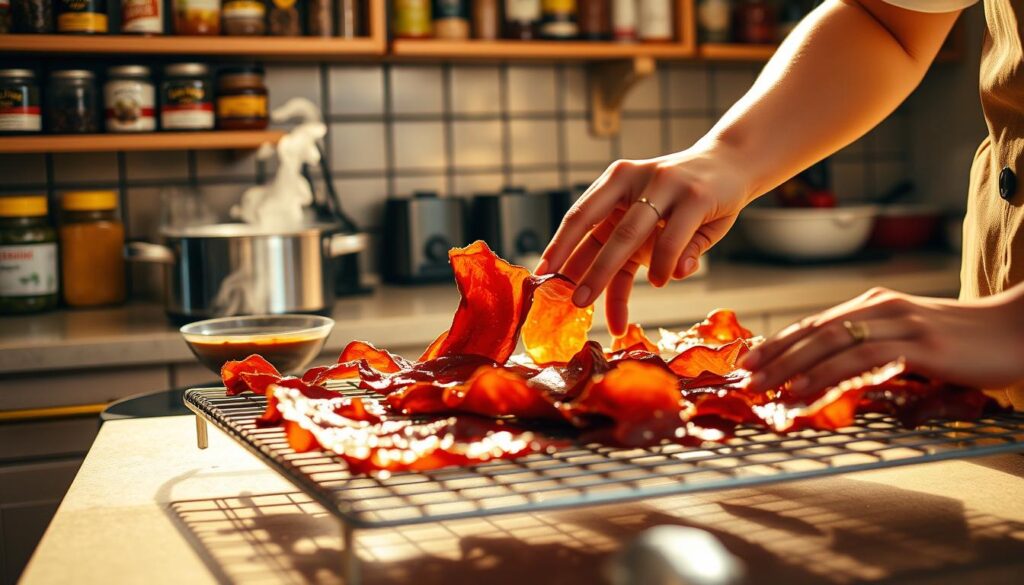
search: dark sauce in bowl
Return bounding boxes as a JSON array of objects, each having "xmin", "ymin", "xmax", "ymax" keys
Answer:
[{"xmin": 183, "ymin": 324, "xmax": 331, "ymax": 374}]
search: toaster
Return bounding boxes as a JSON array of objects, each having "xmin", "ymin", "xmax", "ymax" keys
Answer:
[
  {"xmin": 470, "ymin": 187, "xmax": 554, "ymax": 266},
  {"xmin": 382, "ymin": 191, "xmax": 466, "ymax": 284}
]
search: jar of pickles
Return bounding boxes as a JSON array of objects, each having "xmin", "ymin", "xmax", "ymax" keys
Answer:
[
  {"xmin": 173, "ymin": 0, "xmax": 220, "ymax": 34},
  {"xmin": 216, "ymin": 66, "xmax": 268, "ymax": 130},
  {"xmin": 48, "ymin": 69, "xmax": 99, "ymax": 133},
  {"xmin": 0, "ymin": 69, "xmax": 42, "ymax": 134},
  {"xmin": 59, "ymin": 191, "xmax": 126, "ymax": 308},
  {"xmin": 161, "ymin": 63, "xmax": 214, "ymax": 130},
  {"xmin": 0, "ymin": 195, "xmax": 58, "ymax": 315}
]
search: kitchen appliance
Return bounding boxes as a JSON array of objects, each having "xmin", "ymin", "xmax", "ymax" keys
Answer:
[
  {"xmin": 185, "ymin": 381, "xmax": 1024, "ymax": 583},
  {"xmin": 382, "ymin": 191, "xmax": 465, "ymax": 284},
  {"xmin": 180, "ymin": 314, "xmax": 334, "ymax": 374},
  {"xmin": 126, "ymin": 223, "xmax": 366, "ymax": 323},
  {"xmin": 739, "ymin": 205, "xmax": 879, "ymax": 261},
  {"xmin": 470, "ymin": 187, "xmax": 554, "ymax": 266}
]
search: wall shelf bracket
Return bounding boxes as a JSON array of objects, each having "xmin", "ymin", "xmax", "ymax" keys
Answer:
[{"xmin": 588, "ymin": 56, "xmax": 656, "ymax": 138}]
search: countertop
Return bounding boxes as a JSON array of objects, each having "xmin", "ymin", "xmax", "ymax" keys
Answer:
[
  {"xmin": 20, "ymin": 415, "xmax": 1024, "ymax": 584},
  {"xmin": 0, "ymin": 254, "xmax": 961, "ymax": 375}
]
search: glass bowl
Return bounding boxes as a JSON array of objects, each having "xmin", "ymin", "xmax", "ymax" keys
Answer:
[{"xmin": 180, "ymin": 314, "xmax": 335, "ymax": 375}]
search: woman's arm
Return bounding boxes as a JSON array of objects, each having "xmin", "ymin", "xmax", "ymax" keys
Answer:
[
  {"xmin": 741, "ymin": 282, "xmax": 1024, "ymax": 396},
  {"xmin": 538, "ymin": 0, "xmax": 961, "ymax": 335}
]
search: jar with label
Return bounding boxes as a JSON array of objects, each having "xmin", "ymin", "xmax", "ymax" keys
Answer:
[
  {"xmin": 173, "ymin": 0, "xmax": 220, "ymax": 34},
  {"xmin": 121, "ymin": 0, "xmax": 163, "ymax": 33},
  {"xmin": 56, "ymin": 0, "xmax": 107, "ymax": 33},
  {"xmin": 222, "ymin": 0, "xmax": 264, "ymax": 34},
  {"xmin": 308, "ymin": 0, "xmax": 332, "ymax": 35},
  {"xmin": 12, "ymin": 0, "xmax": 52, "ymax": 32},
  {"xmin": 433, "ymin": 0, "xmax": 468, "ymax": 38},
  {"xmin": 1, "ymin": 0, "xmax": 12, "ymax": 33},
  {"xmin": 0, "ymin": 196, "xmax": 58, "ymax": 315},
  {"xmin": 161, "ymin": 63, "xmax": 214, "ymax": 131},
  {"xmin": 611, "ymin": 0, "xmax": 635, "ymax": 41},
  {"xmin": 504, "ymin": 0, "xmax": 539, "ymax": 39},
  {"xmin": 393, "ymin": 0, "xmax": 431, "ymax": 38},
  {"xmin": 697, "ymin": 0, "xmax": 729, "ymax": 42},
  {"xmin": 337, "ymin": 0, "xmax": 359, "ymax": 37},
  {"xmin": 577, "ymin": 0, "xmax": 609, "ymax": 40},
  {"xmin": 104, "ymin": 65, "xmax": 155, "ymax": 132},
  {"xmin": 471, "ymin": 0, "xmax": 498, "ymax": 39},
  {"xmin": 637, "ymin": 0, "xmax": 670, "ymax": 40},
  {"xmin": 540, "ymin": 0, "xmax": 577, "ymax": 40},
  {"xmin": 216, "ymin": 66, "xmax": 268, "ymax": 130},
  {"xmin": 268, "ymin": 0, "xmax": 301, "ymax": 35},
  {"xmin": 48, "ymin": 69, "xmax": 99, "ymax": 133},
  {"xmin": 0, "ymin": 69, "xmax": 41, "ymax": 134},
  {"xmin": 59, "ymin": 191, "xmax": 125, "ymax": 308}
]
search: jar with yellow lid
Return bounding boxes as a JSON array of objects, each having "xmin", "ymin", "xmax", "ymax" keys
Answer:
[
  {"xmin": 0, "ymin": 195, "xmax": 58, "ymax": 315},
  {"xmin": 59, "ymin": 191, "xmax": 126, "ymax": 308}
]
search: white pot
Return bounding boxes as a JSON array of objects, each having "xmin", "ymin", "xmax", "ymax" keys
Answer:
[{"xmin": 739, "ymin": 205, "xmax": 879, "ymax": 261}]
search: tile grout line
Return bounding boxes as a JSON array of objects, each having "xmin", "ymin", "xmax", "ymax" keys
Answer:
[
  {"xmin": 441, "ymin": 63, "xmax": 456, "ymax": 196},
  {"xmin": 499, "ymin": 64, "xmax": 513, "ymax": 185}
]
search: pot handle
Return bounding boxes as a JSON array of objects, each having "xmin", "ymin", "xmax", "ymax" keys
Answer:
[
  {"xmin": 125, "ymin": 241, "xmax": 176, "ymax": 264},
  {"xmin": 329, "ymin": 232, "xmax": 368, "ymax": 258}
]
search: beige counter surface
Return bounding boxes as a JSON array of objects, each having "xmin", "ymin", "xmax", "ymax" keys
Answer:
[
  {"xmin": 0, "ymin": 254, "xmax": 961, "ymax": 375},
  {"xmin": 21, "ymin": 415, "xmax": 1024, "ymax": 584}
]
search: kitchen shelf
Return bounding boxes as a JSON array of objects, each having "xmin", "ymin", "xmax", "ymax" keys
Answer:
[
  {"xmin": 0, "ymin": 34, "xmax": 384, "ymax": 59},
  {"xmin": 0, "ymin": 131, "xmax": 285, "ymax": 154},
  {"xmin": 698, "ymin": 41, "xmax": 962, "ymax": 63},
  {"xmin": 390, "ymin": 39, "xmax": 695, "ymax": 61}
]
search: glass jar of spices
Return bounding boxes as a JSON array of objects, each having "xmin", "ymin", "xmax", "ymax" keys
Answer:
[
  {"xmin": 0, "ymin": 0, "xmax": 12, "ymax": 33},
  {"xmin": 433, "ymin": 0, "xmax": 469, "ymax": 39},
  {"xmin": 267, "ymin": 0, "xmax": 301, "ymax": 35},
  {"xmin": 637, "ymin": 0, "xmax": 672, "ymax": 41},
  {"xmin": 173, "ymin": 0, "xmax": 220, "ymax": 34},
  {"xmin": 12, "ymin": 0, "xmax": 53, "ymax": 32},
  {"xmin": 0, "ymin": 196, "xmax": 58, "ymax": 315},
  {"xmin": 393, "ymin": 0, "xmax": 432, "ymax": 38},
  {"xmin": 104, "ymin": 65, "xmax": 155, "ymax": 132},
  {"xmin": 59, "ymin": 191, "xmax": 126, "ymax": 308},
  {"xmin": 0, "ymin": 69, "xmax": 42, "ymax": 134},
  {"xmin": 222, "ymin": 0, "xmax": 265, "ymax": 35},
  {"xmin": 505, "ymin": 0, "xmax": 540, "ymax": 39},
  {"xmin": 56, "ymin": 0, "xmax": 108, "ymax": 33},
  {"xmin": 121, "ymin": 0, "xmax": 163, "ymax": 33},
  {"xmin": 48, "ymin": 69, "xmax": 99, "ymax": 134},
  {"xmin": 216, "ymin": 66, "xmax": 268, "ymax": 130},
  {"xmin": 307, "ymin": 0, "xmax": 332, "ymax": 36},
  {"xmin": 539, "ymin": 0, "xmax": 578, "ymax": 40},
  {"xmin": 161, "ymin": 63, "xmax": 214, "ymax": 131},
  {"xmin": 577, "ymin": 0, "xmax": 610, "ymax": 40}
]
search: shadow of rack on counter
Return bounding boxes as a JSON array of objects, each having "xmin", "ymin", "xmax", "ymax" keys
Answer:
[{"xmin": 0, "ymin": 0, "xmax": 964, "ymax": 147}]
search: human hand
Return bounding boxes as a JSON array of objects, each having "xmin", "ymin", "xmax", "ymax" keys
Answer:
[
  {"xmin": 740, "ymin": 286, "xmax": 1024, "ymax": 396},
  {"xmin": 537, "ymin": 143, "xmax": 755, "ymax": 336}
]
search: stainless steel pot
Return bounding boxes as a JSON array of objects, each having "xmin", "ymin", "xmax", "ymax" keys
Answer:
[{"xmin": 126, "ymin": 223, "xmax": 366, "ymax": 322}]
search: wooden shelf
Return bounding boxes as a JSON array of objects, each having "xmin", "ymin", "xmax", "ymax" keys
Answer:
[
  {"xmin": 391, "ymin": 39, "xmax": 694, "ymax": 61},
  {"xmin": 698, "ymin": 43, "xmax": 779, "ymax": 61},
  {"xmin": 0, "ymin": 34, "xmax": 384, "ymax": 59},
  {"xmin": 0, "ymin": 131, "xmax": 285, "ymax": 154}
]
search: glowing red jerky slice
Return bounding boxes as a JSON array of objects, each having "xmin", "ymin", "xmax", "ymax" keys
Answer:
[
  {"xmin": 222, "ymin": 354, "xmax": 280, "ymax": 396},
  {"xmin": 338, "ymin": 340, "xmax": 408, "ymax": 373},
  {"xmin": 668, "ymin": 339, "xmax": 749, "ymax": 378},
  {"xmin": 692, "ymin": 309, "xmax": 754, "ymax": 345},
  {"xmin": 612, "ymin": 323, "xmax": 659, "ymax": 354}
]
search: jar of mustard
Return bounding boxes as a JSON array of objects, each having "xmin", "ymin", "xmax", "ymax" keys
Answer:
[
  {"xmin": 59, "ymin": 191, "xmax": 126, "ymax": 308},
  {"xmin": 0, "ymin": 195, "xmax": 58, "ymax": 315},
  {"xmin": 216, "ymin": 66, "xmax": 268, "ymax": 130}
]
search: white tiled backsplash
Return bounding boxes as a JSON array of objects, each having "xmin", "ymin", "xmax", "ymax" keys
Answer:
[{"xmin": 2, "ymin": 61, "xmax": 910, "ymax": 294}]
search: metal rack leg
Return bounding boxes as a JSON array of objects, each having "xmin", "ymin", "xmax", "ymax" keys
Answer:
[
  {"xmin": 342, "ymin": 522, "xmax": 360, "ymax": 585},
  {"xmin": 195, "ymin": 415, "xmax": 209, "ymax": 449}
]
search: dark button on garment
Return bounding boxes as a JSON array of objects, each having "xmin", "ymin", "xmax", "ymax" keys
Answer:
[{"xmin": 999, "ymin": 166, "xmax": 1016, "ymax": 200}]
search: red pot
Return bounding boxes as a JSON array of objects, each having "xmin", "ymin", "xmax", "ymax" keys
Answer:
[{"xmin": 868, "ymin": 205, "xmax": 941, "ymax": 250}]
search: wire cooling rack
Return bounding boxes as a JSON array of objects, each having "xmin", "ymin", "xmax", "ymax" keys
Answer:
[{"xmin": 184, "ymin": 383, "xmax": 1024, "ymax": 531}]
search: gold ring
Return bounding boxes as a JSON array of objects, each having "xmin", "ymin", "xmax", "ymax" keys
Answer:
[
  {"xmin": 842, "ymin": 320, "xmax": 869, "ymax": 344},
  {"xmin": 635, "ymin": 197, "xmax": 662, "ymax": 220}
]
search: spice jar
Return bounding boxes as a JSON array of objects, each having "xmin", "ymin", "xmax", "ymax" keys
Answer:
[
  {"xmin": 1, "ymin": 0, "xmax": 12, "ymax": 32},
  {"xmin": 393, "ymin": 0, "xmax": 431, "ymax": 38},
  {"xmin": 471, "ymin": 0, "xmax": 498, "ymax": 39},
  {"xmin": 0, "ymin": 196, "xmax": 58, "ymax": 315},
  {"xmin": 48, "ymin": 69, "xmax": 99, "ymax": 134},
  {"xmin": 504, "ymin": 0, "xmax": 539, "ymax": 39},
  {"xmin": 336, "ymin": 0, "xmax": 359, "ymax": 37},
  {"xmin": 308, "ymin": 0, "xmax": 332, "ymax": 35},
  {"xmin": 104, "ymin": 65, "xmax": 155, "ymax": 132},
  {"xmin": 433, "ymin": 0, "xmax": 468, "ymax": 39},
  {"xmin": 222, "ymin": 0, "xmax": 265, "ymax": 34},
  {"xmin": 59, "ymin": 191, "xmax": 125, "ymax": 308},
  {"xmin": 12, "ymin": 0, "xmax": 53, "ymax": 32},
  {"xmin": 161, "ymin": 63, "xmax": 214, "ymax": 130},
  {"xmin": 577, "ymin": 0, "xmax": 609, "ymax": 40},
  {"xmin": 56, "ymin": 0, "xmax": 107, "ymax": 33},
  {"xmin": 216, "ymin": 66, "xmax": 268, "ymax": 130},
  {"xmin": 735, "ymin": 0, "xmax": 775, "ymax": 44},
  {"xmin": 698, "ymin": 0, "xmax": 730, "ymax": 42},
  {"xmin": 0, "ymin": 69, "xmax": 42, "ymax": 134},
  {"xmin": 268, "ymin": 0, "xmax": 301, "ymax": 35},
  {"xmin": 540, "ymin": 0, "xmax": 577, "ymax": 40},
  {"xmin": 173, "ymin": 0, "xmax": 221, "ymax": 34},
  {"xmin": 611, "ymin": 0, "xmax": 635, "ymax": 40},
  {"xmin": 121, "ymin": 0, "xmax": 163, "ymax": 33},
  {"xmin": 637, "ymin": 0, "xmax": 671, "ymax": 41}
]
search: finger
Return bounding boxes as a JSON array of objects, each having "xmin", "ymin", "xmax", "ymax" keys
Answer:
[
  {"xmin": 648, "ymin": 198, "xmax": 704, "ymax": 287},
  {"xmin": 572, "ymin": 186, "xmax": 675, "ymax": 307},
  {"xmin": 605, "ymin": 265, "xmax": 637, "ymax": 337},
  {"xmin": 539, "ymin": 162, "xmax": 635, "ymax": 275},
  {"xmin": 746, "ymin": 318, "xmax": 918, "ymax": 393},
  {"xmin": 560, "ymin": 231, "xmax": 604, "ymax": 284},
  {"xmin": 672, "ymin": 215, "xmax": 737, "ymax": 278},
  {"xmin": 789, "ymin": 341, "xmax": 918, "ymax": 398}
]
